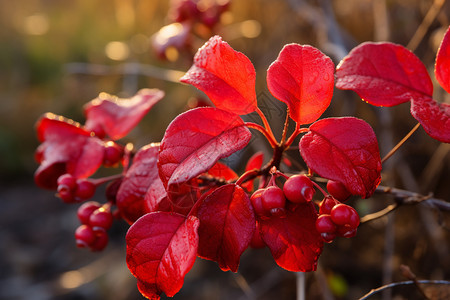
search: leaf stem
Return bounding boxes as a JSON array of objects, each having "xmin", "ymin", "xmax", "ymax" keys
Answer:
[
  {"xmin": 381, "ymin": 122, "xmax": 421, "ymax": 164},
  {"xmin": 245, "ymin": 122, "xmax": 278, "ymax": 147},
  {"xmin": 280, "ymin": 109, "xmax": 291, "ymax": 144},
  {"xmin": 284, "ymin": 124, "xmax": 308, "ymax": 149},
  {"xmin": 256, "ymin": 107, "xmax": 277, "ymax": 144}
]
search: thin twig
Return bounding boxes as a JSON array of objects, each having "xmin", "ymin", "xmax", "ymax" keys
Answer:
[
  {"xmin": 381, "ymin": 122, "xmax": 421, "ymax": 164},
  {"xmin": 358, "ymin": 280, "xmax": 450, "ymax": 300}
]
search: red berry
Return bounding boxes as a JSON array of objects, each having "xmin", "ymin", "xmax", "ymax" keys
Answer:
[
  {"xmin": 330, "ymin": 204, "xmax": 359, "ymax": 228},
  {"xmin": 103, "ymin": 141, "xmax": 123, "ymax": 167},
  {"xmin": 320, "ymin": 232, "xmax": 337, "ymax": 243},
  {"xmin": 89, "ymin": 208, "xmax": 113, "ymax": 231},
  {"xmin": 327, "ymin": 180, "xmax": 352, "ymax": 202},
  {"xmin": 261, "ymin": 186, "xmax": 286, "ymax": 212},
  {"xmin": 90, "ymin": 230, "xmax": 109, "ymax": 251},
  {"xmin": 75, "ymin": 225, "xmax": 96, "ymax": 248},
  {"xmin": 319, "ymin": 196, "xmax": 339, "ymax": 215},
  {"xmin": 283, "ymin": 175, "xmax": 316, "ymax": 203},
  {"xmin": 337, "ymin": 225, "xmax": 357, "ymax": 238},
  {"xmin": 315, "ymin": 214, "xmax": 337, "ymax": 234},
  {"xmin": 75, "ymin": 179, "xmax": 96, "ymax": 201},
  {"xmin": 250, "ymin": 189, "xmax": 267, "ymax": 217},
  {"xmin": 77, "ymin": 201, "xmax": 101, "ymax": 224},
  {"xmin": 57, "ymin": 174, "xmax": 77, "ymax": 203}
]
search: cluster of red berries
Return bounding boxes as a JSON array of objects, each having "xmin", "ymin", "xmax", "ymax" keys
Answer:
[
  {"xmin": 74, "ymin": 201, "xmax": 114, "ymax": 251},
  {"xmin": 170, "ymin": 0, "xmax": 230, "ymax": 29},
  {"xmin": 57, "ymin": 174, "xmax": 97, "ymax": 203},
  {"xmin": 250, "ymin": 174, "xmax": 315, "ymax": 219},
  {"xmin": 103, "ymin": 141, "xmax": 124, "ymax": 167},
  {"xmin": 249, "ymin": 174, "xmax": 361, "ymax": 243}
]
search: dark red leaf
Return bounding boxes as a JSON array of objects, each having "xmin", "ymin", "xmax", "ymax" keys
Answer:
[
  {"xmin": 84, "ymin": 89, "xmax": 164, "ymax": 140},
  {"xmin": 435, "ymin": 26, "xmax": 450, "ymax": 94},
  {"xmin": 299, "ymin": 117, "xmax": 381, "ymax": 198},
  {"xmin": 336, "ymin": 42, "xmax": 433, "ymax": 106},
  {"xmin": 206, "ymin": 161, "xmax": 238, "ymax": 181},
  {"xmin": 126, "ymin": 212, "xmax": 199, "ymax": 299},
  {"xmin": 267, "ymin": 44, "xmax": 335, "ymax": 124},
  {"xmin": 410, "ymin": 95, "xmax": 450, "ymax": 143},
  {"xmin": 241, "ymin": 151, "xmax": 264, "ymax": 192},
  {"xmin": 158, "ymin": 107, "xmax": 251, "ymax": 193},
  {"xmin": 117, "ymin": 144, "xmax": 160, "ymax": 224},
  {"xmin": 194, "ymin": 184, "xmax": 255, "ymax": 272},
  {"xmin": 180, "ymin": 36, "xmax": 257, "ymax": 115},
  {"xmin": 259, "ymin": 203, "xmax": 323, "ymax": 272},
  {"xmin": 34, "ymin": 114, "xmax": 104, "ymax": 189}
]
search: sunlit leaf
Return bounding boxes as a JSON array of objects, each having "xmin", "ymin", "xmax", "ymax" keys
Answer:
[
  {"xmin": 336, "ymin": 42, "xmax": 433, "ymax": 106},
  {"xmin": 267, "ymin": 44, "xmax": 334, "ymax": 124},
  {"xmin": 299, "ymin": 117, "xmax": 381, "ymax": 198},
  {"xmin": 435, "ymin": 26, "xmax": 450, "ymax": 94},
  {"xmin": 180, "ymin": 36, "xmax": 257, "ymax": 115}
]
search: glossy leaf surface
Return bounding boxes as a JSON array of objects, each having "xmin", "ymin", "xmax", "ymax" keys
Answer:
[
  {"xmin": 194, "ymin": 184, "xmax": 255, "ymax": 272},
  {"xmin": 117, "ymin": 144, "xmax": 160, "ymax": 224},
  {"xmin": 410, "ymin": 95, "xmax": 450, "ymax": 143},
  {"xmin": 126, "ymin": 212, "xmax": 199, "ymax": 299},
  {"xmin": 300, "ymin": 117, "xmax": 381, "ymax": 198},
  {"xmin": 158, "ymin": 107, "xmax": 251, "ymax": 192},
  {"xmin": 84, "ymin": 89, "xmax": 164, "ymax": 140},
  {"xmin": 336, "ymin": 42, "xmax": 433, "ymax": 106},
  {"xmin": 267, "ymin": 44, "xmax": 334, "ymax": 124},
  {"xmin": 259, "ymin": 203, "xmax": 323, "ymax": 272},
  {"xmin": 180, "ymin": 36, "xmax": 257, "ymax": 115},
  {"xmin": 435, "ymin": 26, "xmax": 450, "ymax": 94}
]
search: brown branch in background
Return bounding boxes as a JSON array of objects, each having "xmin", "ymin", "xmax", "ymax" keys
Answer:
[{"xmin": 400, "ymin": 265, "xmax": 431, "ymax": 300}]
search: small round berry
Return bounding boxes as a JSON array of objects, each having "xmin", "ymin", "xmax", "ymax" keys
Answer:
[
  {"xmin": 315, "ymin": 214, "xmax": 337, "ymax": 234},
  {"xmin": 261, "ymin": 186, "xmax": 286, "ymax": 212},
  {"xmin": 75, "ymin": 179, "xmax": 96, "ymax": 201},
  {"xmin": 250, "ymin": 189, "xmax": 267, "ymax": 217},
  {"xmin": 283, "ymin": 175, "xmax": 316, "ymax": 203},
  {"xmin": 337, "ymin": 225, "xmax": 357, "ymax": 238},
  {"xmin": 103, "ymin": 141, "xmax": 123, "ymax": 167},
  {"xmin": 269, "ymin": 207, "xmax": 286, "ymax": 218},
  {"xmin": 90, "ymin": 230, "xmax": 109, "ymax": 251},
  {"xmin": 57, "ymin": 186, "xmax": 75, "ymax": 203},
  {"xmin": 75, "ymin": 225, "xmax": 96, "ymax": 248},
  {"xmin": 89, "ymin": 208, "xmax": 113, "ymax": 231},
  {"xmin": 77, "ymin": 201, "xmax": 101, "ymax": 224},
  {"xmin": 320, "ymin": 232, "xmax": 337, "ymax": 243},
  {"xmin": 330, "ymin": 204, "xmax": 360, "ymax": 228},
  {"xmin": 57, "ymin": 173, "xmax": 77, "ymax": 190},
  {"xmin": 319, "ymin": 196, "xmax": 339, "ymax": 215},
  {"xmin": 327, "ymin": 180, "xmax": 352, "ymax": 202}
]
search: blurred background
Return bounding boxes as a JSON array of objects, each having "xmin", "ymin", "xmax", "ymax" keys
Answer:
[{"xmin": 1, "ymin": 0, "xmax": 450, "ymax": 299}]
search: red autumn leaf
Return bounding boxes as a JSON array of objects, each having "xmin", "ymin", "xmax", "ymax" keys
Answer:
[
  {"xmin": 194, "ymin": 184, "xmax": 255, "ymax": 272},
  {"xmin": 435, "ymin": 26, "xmax": 450, "ymax": 94},
  {"xmin": 126, "ymin": 212, "xmax": 199, "ymax": 299},
  {"xmin": 259, "ymin": 203, "xmax": 323, "ymax": 272},
  {"xmin": 158, "ymin": 107, "xmax": 251, "ymax": 192},
  {"xmin": 410, "ymin": 95, "xmax": 450, "ymax": 143},
  {"xmin": 241, "ymin": 151, "xmax": 264, "ymax": 192},
  {"xmin": 206, "ymin": 161, "xmax": 238, "ymax": 181},
  {"xmin": 267, "ymin": 44, "xmax": 335, "ymax": 124},
  {"xmin": 117, "ymin": 144, "xmax": 160, "ymax": 224},
  {"xmin": 299, "ymin": 117, "xmax": 381, "ymax": 198},
  {"xmin": 335, "ymin": 42, "xmax": 433, "ymax": 106},
  {"xmin": 84, "ymin": 89, "xmax": 164, "ymax": 140},
  {"xmin": 180, "ymin": 36, "xmax": 257, "ymax": 115},
  {"xmin": 34, "ymin": 114, "xmax": 104, "ymax": 189}
]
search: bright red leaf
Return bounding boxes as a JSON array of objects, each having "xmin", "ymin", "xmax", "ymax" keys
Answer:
[
  {"xmin": 259, "ymin": 203, "xmax": 323, "ymax": 272},
  {"xmin": 299, "ymin": 117, "xmax": 381, "ymax": 198},
  {"xmin": 84, "ymin": 89, "xmax": 164, "ymax": 140},
  {"xmin": 267, "ymin": 44, "xmax": 335, "ymax": 124},
  {"xmin": 336, "ymin": 42, "xmax": 433, "ymax": 106},
  {"xmin": 34, "ymin": 113, "xmax": 104, "ymax": 189},
  {"xmin": 206, "ymin": 161, "xmax": 238, "ymax": 181},
  {"xmin": 241, "ymin": 151, "xmax": 264, "ymax": 192},
  {"xmin": 158, "ymin": 107, "xmax": 251, "ymax": 193},
  {"xmin": 194, "ymin": 184, "xmax": 255, "ymax": 272},
  {"xmin": 435, "ymin": 26, "xmax": 450, "ymax": 94},
  {"xmin": 117, "ymin": 144, "xmax": 160, "ymax": 224},
  {"xmin": 126, "ymin": 212, "xmax": 199, "ymax": 299},
  {"xmin": 410, "ymin": 95, "xmax": 450, "ymax": 143},
  {"xmin": 180, "ymin": 35, "xmax": 257, "ymax": 115}
]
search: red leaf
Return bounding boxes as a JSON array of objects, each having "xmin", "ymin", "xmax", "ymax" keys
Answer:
[
  {"xmin": 117, "ymin": 144, "xmax": 160, "ymax": 224},
  {"xmin": 259, "ymin": 203, "xmax": 323, "ymax": 272},
  {"xmin": 34, "ymin": 114, "xmax": 104, "ymax": 189},
  {"xmin": 126, "ymin": 212, "xmax": 199, "ymax": 299},
  {"xmin": 206, "ymin": 161, "xmax": 238, "ymax": 181},
  {"xmin": 299, "ymin": 117, "xmax": 381, "ymax": 198},
  {"xmin": 267, "ymin": 44, "xmax": 335, "ymax": 124},
  {"xmin": 336, "ymin": 42, "xmax": 433, "ymax": 106},
  {"xmin": 180, "ymin": 36, "xmax": 257, "ymax": 115},
  {"xmin": 241, "ymin": 151, "xmax": 264, "ymax": 192},
  {"xmin": 158, "ymin": 107, "xmax": 251, "ymax": 192},
  {"xmin": 84, "ymin": 89, "xmax": 164, "ymax": 140},
  {"xmin": 410, "ymin": 95, "xmax": 450, "ymax": 143},
  {"xmin": 435, "ymin": 26, "xmax": 450, "ymax": 93},
  {"xmin": 194, "ymin": 184, "xmax": 255, "ymax": 272}
]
